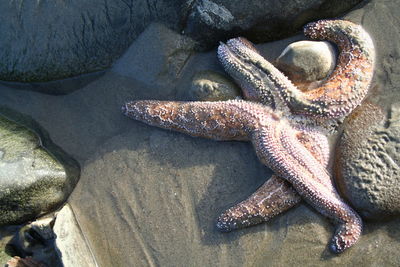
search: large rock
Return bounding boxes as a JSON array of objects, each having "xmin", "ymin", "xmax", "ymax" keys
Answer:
[
  {"xmin": 184, "ymin": 0, "xmax": 363, "ymax": 47},
  {"xmin": 335, "ymin": 103, "xmax": 400, "ymax": 220},
  {"xmin": 0, "ymin": 0, "xmax": 362, "ymax": 85},
  {"xmin": 0, "ymin": 108, "xmax": 80, "ymax": 226}
]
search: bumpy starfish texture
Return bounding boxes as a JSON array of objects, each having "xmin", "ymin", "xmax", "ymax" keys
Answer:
[
  {"xmin": 123, "ymin": 19, "xmax": 374, "ymax": 253},
  {"xmin": 218, "ymin": 20, "xmax": 375, "ymax": 119},
  {"xmin": 122, "ymin": 99, "xmax": 362, "ymax": 253}
]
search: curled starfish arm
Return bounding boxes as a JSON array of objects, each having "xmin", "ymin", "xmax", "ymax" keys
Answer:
[
  {"xmin": 284, "ymin": 20, "xmax": 375, "ymax": 118},
  {"xmin": 216, "ymin": 175, "xmax": 301, "ymax": 232},
  {"xmin": 122, "ymin": 99, "xmax": 276, "ymax": 141},
  {"xmin": 252, "ymin": 124, "xmax": 362, "ymax": 253},
  {"xmin": 218, "ymin": 20, "xmax": 375, "ymax": 119}
]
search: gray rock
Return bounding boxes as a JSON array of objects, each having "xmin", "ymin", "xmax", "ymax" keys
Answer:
[
  {"xmin": 188, "ymin": 70, "xmax": 240, "ymax": 101},
  {"xmin": 184, "ymin": 0, "xmax": 363, "ymax": 47},
  {"xmin": 335, "ymin": 103, "xmax": 400, "ymax": 220},
  {"xmin": 0, "ymin": 0, "xmax": 362, "ymax": 85},
  {"xmin": 0, "ymin": 108, "xmax": 80, "ymax": 226},
  {"xmin": 113, "ymin": 23, "xmax": 196, "ymax": 89},
  {"xmin": 0, "ymin": 0, "xmax": 183, "ymax": 83},
  {"xmin": 54, "ymin": 204, "xmax": 97, "ymax": 267},
  {"xmin": 275, "ymin": 40, "xmax": 336, "ymax": 84},
  {"xmin": 9, "ymin": 216, "xmax": 61, "ymax": 266}
]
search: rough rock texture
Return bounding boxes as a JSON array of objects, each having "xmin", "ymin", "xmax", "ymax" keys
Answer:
[
  {"xmin": 0, "ymin": 109, "xmax": 80, "ymax": 226},
  {"xmin": 53, "ymin": 204, "xmax": 97, "ymax": 267},
  {"xmin": 335, "ymin": 102, "xmax": 400, "ymax": 220},
  {"xmin": 0, "ymin": 0, "xmax": 399, "ymax": 265},
  {"xmin": 188, "ymin": 70, "xmax": 240, "ymax": 101},
  {"xmin": 0, "ymin": 226, "xmax": 20, "ymax": 266},
  {"xmin": 275, "ymin": 40, "xmax": 336, "ymax": 85},
  {"xmin": 0, "ymin": 0, "xmax": 362, "ymax": 84}
]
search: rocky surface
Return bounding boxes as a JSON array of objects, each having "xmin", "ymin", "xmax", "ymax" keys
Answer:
[
  {"xmin": 53, "ymin": 204, "xmax": 97, "ymax": 267},
  {"xmin": 335, "ymin": 102, "xmax": 400, "ymax": 220},
  {"xmin": 0, "ymin": 0, "xmax": 362, "ymax": 85},
  {"xmin": 0, "ymin": 109, "xmax": 80, "ymax": 226},
  {"xmin": 0, "ymin": 0, "xmax": 399, "ymax": 266}
]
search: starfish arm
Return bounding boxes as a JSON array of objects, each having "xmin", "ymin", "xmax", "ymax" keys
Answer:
[
  {"xmin": 122, "ymin": 99, "xmax": 276, "ymax": 141},
  {"xmin": 216, "ymin": 175, "xmax": 301, "ymax": 232},
  {"xmin": 218, "ymin": 20, "xmax": 375, "ymax": 119},
  {"xmin": 252, "ymin": 122, "xmax": 362, "ymax": 253},
  {"xmin": 285, "ymin": 20, "xmax": 375, "ymax": 118},
  {"xmin": 218, "ymin": 37, "xmax": 292, "ymax": 111},
  {"xmin": 216, "ymin": 127, "xmax": 331, "ymax": 231}
]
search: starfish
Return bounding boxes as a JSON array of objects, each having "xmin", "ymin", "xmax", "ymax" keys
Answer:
[{"xmin": 122, "ymin": 20, "xmax": 375, "ymax": 253}]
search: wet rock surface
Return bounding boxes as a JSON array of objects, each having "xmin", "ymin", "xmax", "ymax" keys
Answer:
[
  {"xmin": 0, "ymin": 109, "xmax": 80, "ymax": 226},
  {"xmin": 0, "ymin": 0, "xmax": 362, "ymax": 85}
]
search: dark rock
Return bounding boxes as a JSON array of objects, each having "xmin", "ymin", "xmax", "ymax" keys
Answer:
[
  {"xmin": 184, "ymin": 0, "xmax": 363, "ymax": 48},
  {"xmin": 0, "ymin": 0, "xmax": 362, "ymax": 85},
  {"xmin": 0, "ymin": 108, "xmax": 80, "ymax": 226},
  {"xmin": 0, "ymin": 0, "xmax": 184, "ymax": 83}
]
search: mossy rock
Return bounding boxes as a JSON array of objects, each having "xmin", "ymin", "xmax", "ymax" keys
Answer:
[{"xmin": 0, "ymin": 107, "xmax": 80, "ymax": 225}]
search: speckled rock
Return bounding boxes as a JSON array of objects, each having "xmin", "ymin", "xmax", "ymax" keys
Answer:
[
  {"xmin": 335, "ymin": 103, "xmax": 400, "ymax": 220},
  {"xmin": 275, "ymin": 40, "xmax": 336, "ymax": 85},
  {"xmin": 0, "ymin": 108, "xmax": 80, "ymax": 226},
  {"xmin": 188, "ymin": 71, "xmax": 240, "ymax": 101}
]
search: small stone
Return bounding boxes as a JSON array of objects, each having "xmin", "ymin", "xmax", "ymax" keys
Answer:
[
  {"xmin": 335, "ymin": 102, "xmax": 400, "ymax": 220},
  {"xmin": 275, "ymin": 41, "xmax": 336, "ymax": 86},
  {"xmin": 189, "ymin": 71, "xmax": 241, "ymax": 101},
  {"xmin": 0, "ymin": 108, "xmax": 80, "ymax": 226}
]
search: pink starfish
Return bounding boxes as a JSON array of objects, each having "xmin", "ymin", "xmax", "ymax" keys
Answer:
[{"xmin": 122, "ymin": 20, "xmax": 375, "ymax": 253}]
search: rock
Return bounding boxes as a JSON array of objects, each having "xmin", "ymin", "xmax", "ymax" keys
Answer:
[
  {"xmin": 0, "ymin": 226, "xmax": 20, "ymax": 266},
  {"xmin": 275, "ymin": 40, "xmax": 336, "ymax": 85},
  {"xmin": 113, "ymin": 23, "xmax": 196, "ymax": 89},
  {"xmin": 9, "ymin": 217, "xmax": 61, "ymax": 266},
  {"xmin": 6, "ymin": 256, "xmax": 46, "ymax": 267},
  {"xmin": 0, "ymin": 0, "xmax": 362, "ymax": 84},
  {"xmin": 0, "ymin": 0, "xmax": 183, "ymax": 83},
  {"xmin": 335, "ymin": 103, "xmax": 400, "ymax": 220},
  {"xmin": 0, "ymin": 108, "xmax": 80, "ymax": 226},
  {"xmin": 188, "ymin": 71, "xmax": 240, "ymax": 101},
  {"xmin": 184, "ymin": 0, "xmax": 363, "ymax": 48},
  {"xmin": 53, "ymin": 204, "xmax": 97, "ymax": 267}
]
